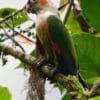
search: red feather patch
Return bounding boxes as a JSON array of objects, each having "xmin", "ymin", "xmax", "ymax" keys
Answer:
[
  {"xmin": 38, "ymin": 0, "xmax": 48, "ymax": 5},
  {"xmin": 44, "ymin": 22, "xmax": 61, "ymax": 54},
  {"xmin": 36, "ymin": 35, "xmax": 46, "ymax": 55}
]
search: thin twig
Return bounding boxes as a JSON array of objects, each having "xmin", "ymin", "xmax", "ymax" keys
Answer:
[
  {"xmin": 5, "ymin": 22, "xmax": 35, "ymax": 44},
  {"xmin": 0, "ymin": 37, "xmax": 8, "ymax": 42},
  {"xmin": 63, "ymin": 0, "xmax": 74, "ymax": 24},
  {"xmin": 0, "ymin": 8, "xmax": 24, "ymax": 24},
  {"xmin": 73, "ymin": 1, "xmax": 97, "ymax": 34},
  {"xmin": 0, "ymin": 25, "xmax": 25, "ymax": 52},
  {"xmin": 58, "ymin": 1, "xmax": 69, "ymax": 10},
  {"xmin": 0, "ymin": 23, "xmax": 35, "ymax": 44},
  {"xmin": 73, "ymin": 1, "xmax": 90, "ymax": 32}
]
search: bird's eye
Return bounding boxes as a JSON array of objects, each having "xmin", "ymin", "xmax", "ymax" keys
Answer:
[
  {"xmin": 27, "ymin": 0, "xmax": 37, "ymax": 4},
  {"xmin": 31, "ymin": 0, "xmax": 37, "ymax": 3}
]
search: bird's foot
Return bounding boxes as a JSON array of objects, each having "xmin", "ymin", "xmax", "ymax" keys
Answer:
[{"xmin": 35, "ymin": 59, "xmax": 59, "ymax": 82}]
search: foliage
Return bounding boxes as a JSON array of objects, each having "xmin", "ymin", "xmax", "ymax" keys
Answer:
[
  {"xmin": 0, "ymin": 8, "xmax": 16, "ymax": 18},
  {"xmin": 89, "ymin": 96, "xmax": 100, "ymax": 100},
  {"xmin": 0, "ymin": 0, "xmax": 100, "ymax": 100},
  {"xmin": 66, "ymin": 10, "xmax": 82, "ymax": 34},
  {"xmin": 0, "ymin": 85, "xmax": 12, "ymax": 100},
  {"xmin": 62, "ymin": 94, "xmax": 70, "ymax": 100},
  {"xmin": 60, "ymin": 0, "xmax": 100, "ymax": 99},
  {"xmin": 73, "ymin": 33, "xmax": 100, "ymax": 84},
  {"xmin": 0, "ymin": 8, "xmax": 28, "ymax": 27},
  {"xmin": 80, "ymin": 0, "xmax": 100, "ymax": 31}
]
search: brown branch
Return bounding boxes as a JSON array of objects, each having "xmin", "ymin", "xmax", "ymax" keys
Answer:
[
  {"xmin": 0, "ymin": 44, "xmax": 100, "ymax": 99},
  {"xmin": 5, "ymin": 22, "xmax": 35, "ymax": 44},
  {"xmin": 63, "ymin": 0, "xmax": 74, "ymax": 24},
  {"xmin": 0, "ymin": 25, "xmax": 25, "ymax": 52},
  {"xmin": 73, "ymin": 2, "xmax": 90, "ymax": 32},
  {"xmin": 58, "ymin": 1, "xmax": 69, "ymax": 10},
  {"xmin": 0, "ymin": 44, "xmax": 83, "ymax": 99},
  {"xmin": 84, "ymin": 79, "xmax": 100, "ymax": 98},
  {"xmin": 73, "ymin": 1, "xmax": 97, "ymax": 34}
]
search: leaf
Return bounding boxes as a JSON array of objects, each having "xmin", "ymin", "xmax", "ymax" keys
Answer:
[
  {"xmin": 0, "ymin": 8, "xmax": 28, "ymax": 27},
  {"xmin": 62, "ymin": 94, "xmax": 70, "ymax": 100},
  {"xmin": 89, "ymin": 96, "xmax": 100, "ymax": 100},
  {"xmin": 17, "ymin": 62, "xmax": 26, "ymax": 68},
  {"xmin": 66, "ymin": 10, "xmax": 82, "ymax": 34},
  {"xmin": 0, "ymin": 85, "xmax": 12, "ymax": 100},
  {"xmin": 73, "ymin": 33, "xmax": 100, "ymax": 84},
  {"xmin": 54, "ymin": 83, "xmax": 65, "ymax": 94},
  {"xmin": 0, "ymin": 8, "xmax": 16, "ymax": 18},
  {"xmin": 30, "ymin": 49, "xmax": 38, "ymax": 57},
  {"xmin": 80, "ymin": 0, "xmax": 100, "ymax": 31}
]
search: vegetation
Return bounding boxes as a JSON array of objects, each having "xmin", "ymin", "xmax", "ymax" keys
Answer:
[{"xmin": 0, "ymin": 0, "xmax": 100, "ymax": 100}]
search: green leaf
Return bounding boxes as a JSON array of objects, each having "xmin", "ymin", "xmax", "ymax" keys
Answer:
[
  {"xmin": 0, "ymin": 8, "xmax": 28, "ymax": 27},
  {"xmin": 54, "ymin": 83, "xmax": 65, "ymax": 94},
  {"xmin": 80, "ymin": 0, "xmax": 100, "ymax": 31},
  {"xmin": 17, "ymin": 62, "xmax": 26, "ymax": 69},
  {"xmin": 30, "ymin": 49, "xmax": 38, "ymax": 57},
  {"xmin": 0, "ymin": 8, "xmax": 16, "ymax": 18},
  {"xmin": 0, "ymin": 85, "xmax": 12, "ymax": 100},
  {"xmin": 73, "ymin": 33, "xmax": 100, "ymax": 84},
  {"xmin": 62, "ymin": 94, "xmax": 70, "ymax": 100},
  {"xmin": 89, "ymin": 96, "xmax": 100, "ymax": 100},
  {"xmin": 66, "ymin": 10, "xmax": 82, "ymax": 34}
]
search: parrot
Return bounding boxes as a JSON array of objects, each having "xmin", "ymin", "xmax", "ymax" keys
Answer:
[{"xmin": 25, "ymin": 0, "xmax": 87, "ymax": 88}]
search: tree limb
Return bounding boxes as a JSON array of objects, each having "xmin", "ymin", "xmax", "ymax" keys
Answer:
[
  {"xmin": 63, "ymin": 0, "xmax": 74, "ymax": 24},
  {"xmin": 84, "ymin": 79, "xmax": 100, "ymax": 98},
  {"xmin": 58, "ymin": 1, "xmax": 69, "ymax": 10},
  {"xmin": 0, "ymin": 44, "xmax": 100, "ymax": 99},
  {"xmin": 73, "ymin": 1, "xmax": 97, "ymax": 34},
  {"xmin": 0, "ymin": 25, "xmax": 25, "ymax": 52}
]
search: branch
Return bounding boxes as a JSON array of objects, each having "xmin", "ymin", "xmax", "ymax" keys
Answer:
[
  {"xmin": 0, "ymin": 44, "xmax": 100, "ymax": 99},
  {"xmin": 58, "ymin": 1, "xmax": 69, "ymax": 10},
  {"xmin": 5, "ymin": 22, "xmax": 35, "ymax": 44},
  {"xmin": 73, "ymin": 1, "xmax": 97, "ymax": 34},
  {"xmin": 63, "ymin": 0, "xmax": 74, "ymax": 24},
  {"xmin": 0, "ymin": 25, "xmax": 25, "ymax": 52},
  {"xmin": 84, "ymin": 79, "xmax": 100, "ymax": 98}
]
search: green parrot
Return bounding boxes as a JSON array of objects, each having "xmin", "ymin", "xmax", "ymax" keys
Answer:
[{"xmin": 26, "ymin": 0, "xmax": 87, "ymax": 87}]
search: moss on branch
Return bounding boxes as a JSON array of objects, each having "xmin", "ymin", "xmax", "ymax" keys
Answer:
[{"xmin": 0, "ymin": 44, "xmax": 100, "ymax": 99}]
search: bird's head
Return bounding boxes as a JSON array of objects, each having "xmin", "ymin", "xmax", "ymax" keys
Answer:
[
  {"xmin": 26, "ymin": 0, "xmax": 50, "ymax": 13},
  {"xmin": 25, "ymin": 0, "xmax": 56, "ymax": 14}
]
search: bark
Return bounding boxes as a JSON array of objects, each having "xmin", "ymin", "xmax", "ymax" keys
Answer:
[{"xmin": 0, "ymin": 44, "xmax": 100, "ymax": 99}]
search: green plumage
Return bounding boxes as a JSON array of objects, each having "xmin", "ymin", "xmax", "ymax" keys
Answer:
[
  {"xmin": 26, "ymin": 0, "xmax": 88, "ymax": 88},
  {"xmin": 47, "ymin": 15, "xmax": 78, "ymax": 75},
  {"xmin": 36, "ymin": 15, "xmax": 78, "ymax": 75},
  {"xmin": 47, "ymin": 15, "xmax": 77, "ymax": 63}
]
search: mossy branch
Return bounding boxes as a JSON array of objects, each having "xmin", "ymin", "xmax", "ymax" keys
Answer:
[{"xmin": 0, "ymin": 44, "xmax": 100, "ymax": 99}]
